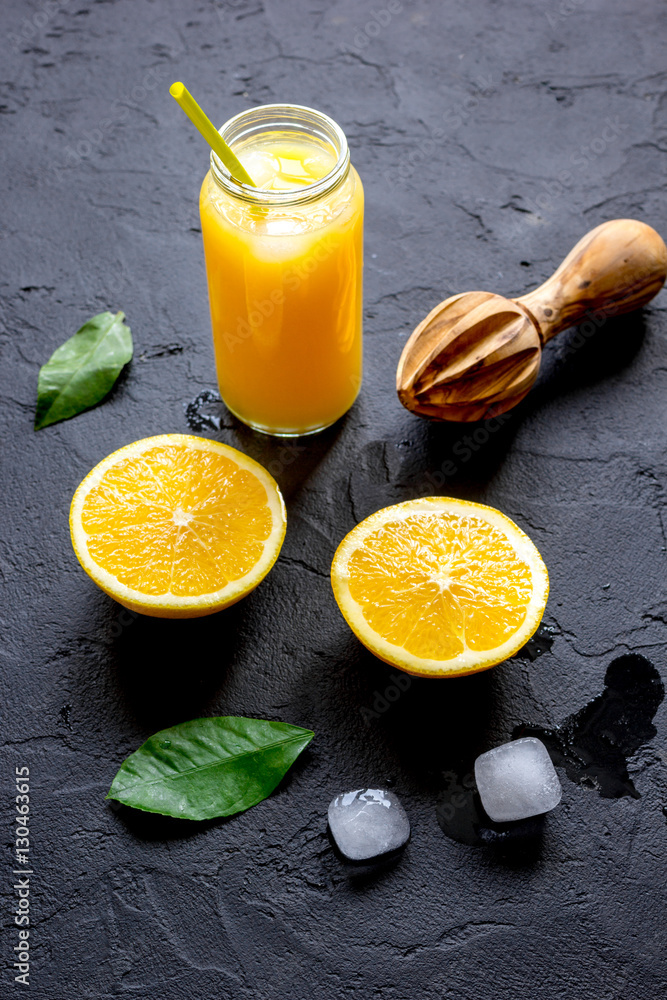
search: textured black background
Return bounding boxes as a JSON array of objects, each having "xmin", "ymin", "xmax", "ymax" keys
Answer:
[{"xmin": 3, "ymin": 1, "xmax": 667, "ymax": 997}]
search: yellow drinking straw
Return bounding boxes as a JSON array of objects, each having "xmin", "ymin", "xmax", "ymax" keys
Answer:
[{"xmin": 169, "ymin": 82, "xmax": 256, "ymax": 187}]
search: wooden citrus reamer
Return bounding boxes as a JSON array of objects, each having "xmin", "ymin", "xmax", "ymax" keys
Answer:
[{"xmin": 396, "ymin": 219, "xmax": 667, "ymax": 422}]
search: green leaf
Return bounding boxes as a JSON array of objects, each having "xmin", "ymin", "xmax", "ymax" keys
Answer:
[
  {"xmin": 106, "ymin": 717, "xmax": 314, "ymax": 820},
  {"xmin": 34, "ymin": 310, "xmax": 132, "ymax": 430}
]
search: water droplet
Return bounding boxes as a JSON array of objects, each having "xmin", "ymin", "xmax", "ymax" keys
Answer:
[{"xmin": 513, "ymin": 623, "xmax": 557, "ymax": 661}]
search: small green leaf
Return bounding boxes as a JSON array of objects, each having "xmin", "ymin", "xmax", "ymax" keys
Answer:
[
  {"xmin": 106, "ymin": 717, "xmax": 314, "ymax": 821},
  {"xmin": 34, "ymin": 310, "xmax": 132, "ymax": 430}
]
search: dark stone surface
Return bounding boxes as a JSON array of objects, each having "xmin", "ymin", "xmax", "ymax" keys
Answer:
[{"xmin": 3, "ymin": 0, "xmax": 667, "ymax": 997}]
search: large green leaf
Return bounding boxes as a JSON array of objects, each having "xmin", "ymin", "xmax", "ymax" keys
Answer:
[
  {"xmin": 34, "ymin": 310, "xmax": 132, "ymax": 430},
  {"xmin": 106, "ymin": 717, "xmax": 314, "ymax": 820}
]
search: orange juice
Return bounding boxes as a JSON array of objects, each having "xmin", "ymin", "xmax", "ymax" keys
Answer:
[{"xmin": 199, "ymin": 105, "xmax": 363, "ymax": 436}]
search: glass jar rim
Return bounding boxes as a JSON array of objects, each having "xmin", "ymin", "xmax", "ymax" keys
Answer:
[{"xmin": 209, "ymin": 103, "xmax": 351, "ymax": 207}]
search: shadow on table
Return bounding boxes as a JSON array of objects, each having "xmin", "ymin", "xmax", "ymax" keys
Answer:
[
  {"xmin": 232, "ymin": 412, "xmax": 350, "ymax": 503},
  {"xmin": 338, "ymin": 851, "xmax": 407, "ymax": 892},
  {"xmin": 394, "ymin": 310, "xmax": 648, "ymax": 498},
  {"xmin": 522, "ymin": 309, "xmax": 648, "ymax": 416},
  {"xmin": 100, "ymin": 405, "xmax": 352, "ymax": 729},
  {"xmin": 108, "ymin": 599, "xmax": 248, "ymax": 731},
  {"xmin": 109, "ymin": 804, "xmax": 223, "ymax": 842},
  {"xmin": 318, "ymin": 639, "xmax": 549, "ymax": 868},
  {"xmin": 184, "ymin": 386, "xmax": 351, "ymax": 502}
]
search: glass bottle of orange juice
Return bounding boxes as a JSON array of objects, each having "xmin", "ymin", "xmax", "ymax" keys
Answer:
[{"xmin": 199, "ymin": 104, "xmax": 363, "ymax": 437}]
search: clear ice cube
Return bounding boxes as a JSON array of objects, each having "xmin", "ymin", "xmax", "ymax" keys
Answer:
[
  {"xmin": 328, "ymin": 788, "xmax": 410, "ymax": 861},
  {"xmin": 474, "ymin": 737, "xmax": 562, "ymax": 823}
]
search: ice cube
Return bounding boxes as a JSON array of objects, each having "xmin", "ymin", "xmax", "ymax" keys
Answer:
[
  {"xmin": 474, "ymin": 737, "xmax": 562, "ymax": 823},
  {"xmin": 328, "ymin": 788, "xmax": 410, "ymax": 861}
]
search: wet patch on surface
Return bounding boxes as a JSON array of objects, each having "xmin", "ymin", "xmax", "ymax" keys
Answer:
[
  {"xmin": 514, "ymin": 654, "xmax": 664, "ymax": 799},
  {"xmin": 513, "ymin": 623, "xmax": 557, "ymax": 661},
  {"xmin": 184, "ymin": 389, "xmax": 227, "ymax": 432},
  {"xmin": 436, "ymin": 654, "xmax": 664, "ymax": 845},
  {"xmin": 138, "ymin": 343, "xmax": 184, "ymax": 360}
]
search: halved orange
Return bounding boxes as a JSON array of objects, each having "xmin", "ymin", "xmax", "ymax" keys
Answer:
[
  {"xmin": 331, "ymin": 498, "xmax": 549, "ymax": 677},
  {"xmin": 70, "ymin": 434, "xmax": 286, "ymax": 618}
]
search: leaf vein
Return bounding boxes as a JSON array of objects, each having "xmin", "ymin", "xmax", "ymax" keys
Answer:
[{"xmin": 111, "ymin": 732, "xmax": 312, "ymax": 792}]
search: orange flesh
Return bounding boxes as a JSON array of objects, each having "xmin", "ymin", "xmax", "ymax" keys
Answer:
[
  {"xmin": 80, "ymin": 445, "xmax": 273, "ymax": 597},
  {"xmin": 346, "ymin": 513, "xmax": 534, "ymax": 660}
]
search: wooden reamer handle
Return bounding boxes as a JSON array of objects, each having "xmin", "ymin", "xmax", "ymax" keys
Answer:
[{"xmin": 515, "ymin": 219, "xmax": 667, "ymax": 343}]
